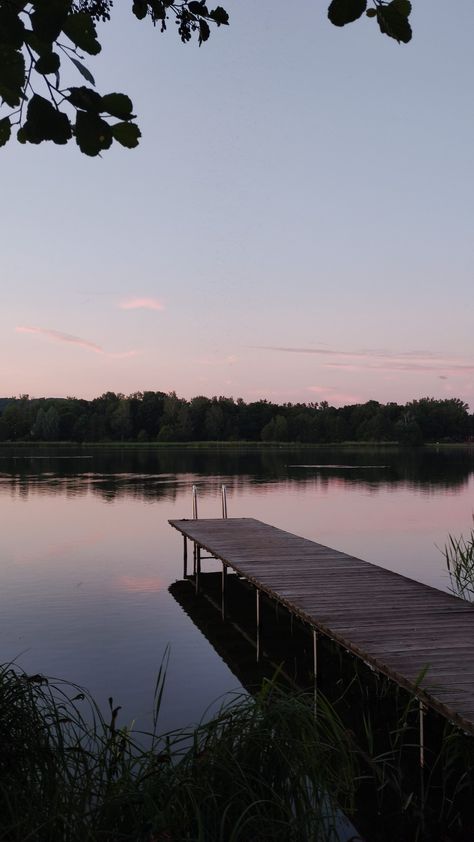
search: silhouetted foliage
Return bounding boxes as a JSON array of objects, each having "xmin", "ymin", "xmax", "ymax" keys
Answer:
[
  {"xmin": 0, "ymin": 392, "xmax": 471, "ymax": 444},
  {"xmin": 0, "ymin": 0, "xmax": 413, "ymax": 155}
]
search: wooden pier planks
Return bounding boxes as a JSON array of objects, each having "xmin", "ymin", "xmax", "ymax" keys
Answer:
[{"xmin": 169, "ymin": 517, "xmax": 474, "ymax": 733}]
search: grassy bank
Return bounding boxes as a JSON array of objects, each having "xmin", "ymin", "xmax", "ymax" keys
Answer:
[
  {"xmin": 1, "ymin": 439, "xmax": 473, "ymax": 450},
  {"xmin": 0, "ymin": 439, "xmax": 402, "ymax": 448}
]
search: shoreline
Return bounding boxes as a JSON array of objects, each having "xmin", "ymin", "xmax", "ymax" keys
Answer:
[{"xmin": 0, "ymin": 440, "xmax": 472, "ymax": 450}]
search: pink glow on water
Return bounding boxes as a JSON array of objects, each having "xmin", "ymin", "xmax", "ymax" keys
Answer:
[{"xmin": 115, "ymin": 575, "xmax": 165, "ymax": 593}]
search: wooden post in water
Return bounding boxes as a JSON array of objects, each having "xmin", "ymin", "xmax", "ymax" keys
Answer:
[
  {"xmin": 221, "ymin": 562, "xmax": 227, "ymax": 619},
  {"xmin": 256, "ymin": 588, "xmax": 261, "ymax": 662},
  {"xmin": 419, "ymin": 700, "xmax": 425, "ymax": 769},
  {"xmin": 419, "ymin": 699, "xmax": 426, "ymax": 819},
  {"xmin": 195, "ymin": 545, "xmax": 201, "ymax": 594},
  {"xmin": 313, "ymin": 629, "xmax": 318, "ymax": 716},
  {"xmin": 183, "ymin": 536, "xmax": 188, "ymax": 578},
  {"xmin": 193, "ymin": 485, "xmax": 198, "ymax": 576}
]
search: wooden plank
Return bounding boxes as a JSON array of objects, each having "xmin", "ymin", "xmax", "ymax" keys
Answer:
[{"xmin": 169, "ymin": 517, "xmax": 474, "ymax": 733}]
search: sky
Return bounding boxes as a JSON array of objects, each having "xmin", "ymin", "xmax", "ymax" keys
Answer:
[{"xmin": 2, "ymin": 0, "xmax": 473, "ymax": 407}]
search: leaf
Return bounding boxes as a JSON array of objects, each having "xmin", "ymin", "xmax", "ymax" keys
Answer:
[
  {"xmin": 376, "ymin": 3, "xmax": 412, "ymax": 42},
  {"xmin": 149, "ymin": 1, "xmax": 166, "ymax": 20},
  {"xmin": 0, "ymin": 46, "xmax": 25, "ymax": 107},
  {"xmin": 390, "ymin": 0, "xmax": 411, "ymax": 17},
  {"xmin": 199, "ymin": 19, "xmax": 210, "ymax": 45},
  {"xmin": 35, "ymin": 52, "xmax": 61, "ymax": 75},
  {"xmin": 112, "ymin": 122, "xmax": 141, "ymax": 148},
  {"xmin": 132, "ymin": 0, "xmax": 148, "ymax": 19},
  {"xmin": 189, "ymin": 1, "xmax": 209, "ymax": 15},
  {"xmin": 101, "ymin": 93, "xmax": 134, "ymax": 119},
  {"xmin": 69, "ymin": 56, "xmax": 95, "ymax": 86},
  {"xmin": 22, "ymin": 94, "xmax": 72, "ymax": 144},
  {"xmin": 209, "ymin": 6, "xmax": 229, "ymax": 25},
  {"xmin": 328, "ymin": 0, "xmax": 367, "ymax": 26},
  {"xmin": 0, "ymin": 117, "xmax": 11, "ymax": 147},
  {"xmin": 0, "ymin": 7, "xmax": 25, "ymax": 49},
  {"xmin": 31, "ymin": 0, "xmax": 70, "ymax": 43},
  {"xmin": 23, "ymin": 30, "xmax": 51, "ymax": 57},
  {"xmin": 62, "ymin": 12, "xmax": 101, "ymax": 55},
  {"xmin": 68, "ymin": 85, "xmax": 102, "ymax": 112},
  {"xmin": 75, "ymin": 110, "xmax": 113, "ymax": 155}
]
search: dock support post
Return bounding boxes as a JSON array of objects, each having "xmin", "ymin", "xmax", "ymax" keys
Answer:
[
  {"xmin": 221, "ymin": 562, "xmax": 227, "ymax": 619},
  {"xmin": 419, "ymin": 700, "xmax": 425, "ymax": 769},
  {"xmin": 256, "ymin": 589, "xmax": 261, "ymax": 662},
  {"xmin": 183, "ymin": 537, "xmax": 188, "ymax": 578},
  {"xmin": 419, "ymin": 699, "xmax": 426, "ymax": 816},
  {"xmin": 195, "ymin": 545, "xmax": 201, "ymax": 594},
  {"xmin": 313, "ymin": 629, "xmax": 318, "ymax": 715}
]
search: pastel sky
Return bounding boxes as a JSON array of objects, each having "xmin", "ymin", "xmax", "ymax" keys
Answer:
[{"xmin": 2, "ymin": 0, "xmax": 473, "ymax": 407}]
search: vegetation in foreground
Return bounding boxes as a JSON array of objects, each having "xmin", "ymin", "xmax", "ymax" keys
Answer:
[
  {"xmin": 0, "ymin": 393, "xmax": 471, "ymax": 445},
  {"xmin": 445, "ymin": 525, "xmax": 474, "ymax": 603},
  {"xmin": 2, "ymin": 653, "xmax": 474, "ymax": 842},
  {"xmin": 0, "ymin": 662, "xmax": 358, "ymax": 842}
]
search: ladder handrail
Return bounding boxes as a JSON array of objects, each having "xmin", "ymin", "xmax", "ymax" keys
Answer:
[{"xmin": 221, "ymin": 484, "xmax": 228, "ymax": 519}]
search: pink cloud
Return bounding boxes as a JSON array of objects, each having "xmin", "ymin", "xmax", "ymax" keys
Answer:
[
  {"xmin": 257, "ymin": 344, "xmax": 446, "ymax": 361},
  {"xmin": 16, "ymin": 325, "xmax": 138, "ymax": 360},
  {"xmin": 119, "ymin": 297, "xmax": 164, "ymax": 311},
  {"xmin": 324, "ymin": 360, "xmax": 474, "ymax": 375},
  {"xmin": 256, "ymin": 344, "xmax": 474, "ymax": 378},
  {"xmin": 16, "ymin": 325, "xmax": 102, "ymax": 354}
]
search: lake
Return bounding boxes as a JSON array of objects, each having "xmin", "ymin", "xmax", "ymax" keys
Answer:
[{"xmin": 0, "ymin": 444, "xmax": 473, "ymax": 734}]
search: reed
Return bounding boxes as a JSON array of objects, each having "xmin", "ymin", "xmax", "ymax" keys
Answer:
[
  {"xmin": 444, "ymin": 525, "xmax": 474, "ymax": 602},
  {"xmin": 0, "ymin": 662, "xmax": 357, "ymax": 842}
]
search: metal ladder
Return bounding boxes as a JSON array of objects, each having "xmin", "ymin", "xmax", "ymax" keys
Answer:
[{"xmin": 191, "ymin": 483, "xmax": 227, "ymax": 520}]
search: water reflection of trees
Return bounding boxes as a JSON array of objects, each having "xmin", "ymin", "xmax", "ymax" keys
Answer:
[{"xmin": 0, "ymin": 445, "xmax": 473, "ymax": 500}]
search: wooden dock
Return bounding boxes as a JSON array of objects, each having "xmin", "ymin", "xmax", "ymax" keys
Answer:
[{"xmin": 169, "ymin": 517, "xmax": 474, "ymax": 734}]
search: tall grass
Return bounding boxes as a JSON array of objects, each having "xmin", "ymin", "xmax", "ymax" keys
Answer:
[
  {"xmin": 2, "ymin": 654, "xmax": 474, "ymax": 840},
  {"xmin": 444, "ymin": 525, "xmax": 474, "ymax": 602},
  {"xmin": 0, "ymin": 662, "xmax": 358, "ymax": 842}
]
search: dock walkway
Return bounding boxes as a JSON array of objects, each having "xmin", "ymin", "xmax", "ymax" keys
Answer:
[{"xmin": 169, "ymin": 517, "xmax": 474, "ymax": 733}]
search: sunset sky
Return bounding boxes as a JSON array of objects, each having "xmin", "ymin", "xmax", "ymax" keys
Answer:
[{"xmin": 2, "ymin": 0, "xmax": 473, "ymax": 407}]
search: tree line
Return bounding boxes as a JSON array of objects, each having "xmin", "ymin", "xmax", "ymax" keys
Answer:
[{"xmin": 0, "ymin": 393, "xmax": 472, "ymax": 445}]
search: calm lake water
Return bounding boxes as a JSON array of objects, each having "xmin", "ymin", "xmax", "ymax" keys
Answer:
[{"xmin": 0, "ymin": 444, "xmax": 473, "ymax": 734}]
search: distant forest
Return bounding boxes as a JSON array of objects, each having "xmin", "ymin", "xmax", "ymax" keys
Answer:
[{"xmin": 0, "ymin": 393, "xmax": 472, "ymax": 445}]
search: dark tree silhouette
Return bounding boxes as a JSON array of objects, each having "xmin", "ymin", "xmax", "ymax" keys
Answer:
[{"xmin": 0, "ymin": 392, "xmax": 471, "ymax": 445}]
